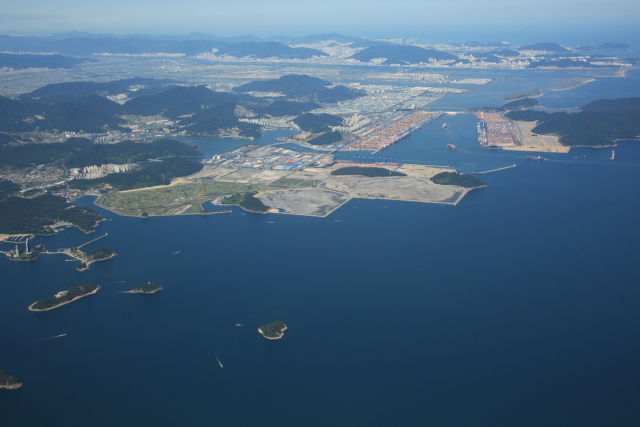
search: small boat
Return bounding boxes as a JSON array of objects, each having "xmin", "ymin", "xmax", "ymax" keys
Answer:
[
  {"xmin": 442, "ymin": 123, "xmax": 448, "ymax": 129},
  {"xmin": 447, "ymin": 144, "xmax": 456, "ymax": 151}
]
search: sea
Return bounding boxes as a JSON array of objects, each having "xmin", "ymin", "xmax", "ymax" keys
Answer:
[{"xmin": 1, "ymin": 68, "xmax": 640, "ymax": 426}]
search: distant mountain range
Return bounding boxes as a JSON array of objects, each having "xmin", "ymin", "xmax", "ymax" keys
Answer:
[{"xmin": 214, "ymin": 42, "xmax": 326, "ymax": 59}]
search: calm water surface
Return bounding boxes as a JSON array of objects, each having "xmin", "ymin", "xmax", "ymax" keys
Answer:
[{"xmin": 1, "ymin": 71, "xmax": 640, "ymax": 426}]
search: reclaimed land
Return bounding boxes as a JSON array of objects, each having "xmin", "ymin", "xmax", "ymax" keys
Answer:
[
  {"xmin": 29, "ymin": 284, "xmax": 100, "ymax": 311},
  {"xmin": 98, "ymin": 180, "xmax": 253, "ymax": 216}
]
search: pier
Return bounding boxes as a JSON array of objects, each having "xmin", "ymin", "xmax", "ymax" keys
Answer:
[
  {"xmin": 77, "ymin": 233, "xmax": 108, "ymax": 249},
  {"xmin": 472, "ymin": 164, "xmax": 517, "ymax": 174}
]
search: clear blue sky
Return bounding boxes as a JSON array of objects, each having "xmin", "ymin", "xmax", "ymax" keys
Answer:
[{"xmin": 2, "ymin": 0, "xmax": 640, "ymax": 44}]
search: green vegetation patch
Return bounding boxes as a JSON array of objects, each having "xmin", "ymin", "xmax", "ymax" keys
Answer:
[
  {"xmin": 309, "ymin": 131, "xmax": 343, "ymax": 146},
  {"xmin": 269, "ymin": 178, "xmax": 307, "ymax": 189},
  {"xmin": 503, "ymin": 89, "xmax": 543, "ymax": 101},
  {"xmin": 30, "ymin": 284, "xmax": 99, "ymax": 311},
  {"xmin": 0, "ymin": 193, "xmax": 100, "ymax": 235},
  {"xmin": 331, "ymin": 167, "xmax": 407, "ymax": 177},
  {"xmin": 100, "ymin": 181, "xmax": 253, "ymax": 215},
  {"xmin": 221, "ymin": 191, "xmax": 269, "ymax": 213},
  {"xmin": 85, "ymin": 248, "xmax": 114, "ymax": 261},
  {"xmin": 0, "ymin": 180, "xmax": 20, "ymax": 200},
  {"xmin": 430, "ymin": 172, "xmax": 485, "ymax": 188},
  {"xmin": 259, "ymin": 320, "xmax": 287, "ymax": 339}
]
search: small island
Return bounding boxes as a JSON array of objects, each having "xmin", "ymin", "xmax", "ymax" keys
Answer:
[
  {"xmin": 258, "ymin": 320, "xmax": 287, "ymax": 340},
  {"xmin": 431, "ymin": 172, "xmax": 485, "ymax": 188},
  {"xmin": 76, "ymin": 247, "xmax": 116, "ymax": 271},
  {"xmin": 126, "ymin": 282, "xmax": 162, "ymax": 294},
  {"xmin": 0, "ymin": 371, "xmax": 22, "ymax": 389},
  {"xmin": 29, "ymin": 284, "xmax": 100, "ymax": 311}
]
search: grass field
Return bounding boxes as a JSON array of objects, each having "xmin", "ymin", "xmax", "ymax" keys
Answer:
[{"xmin": 99, "ymin": 181, "xmax": 254, "ymax": 215}]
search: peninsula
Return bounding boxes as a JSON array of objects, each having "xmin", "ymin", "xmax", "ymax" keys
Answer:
[
  {"xmin": 0, "ymin": 371, "xmax": 22, "ymax": 389},
  {"xmin": 126, "ymin": 282, "xmax": 162, "ymax": 294},
  {"xmin": 29, "ymin": 284, "xmax": 100, "ymax": 311},
  {"xmin": 258, "ymin": 321, "xmax": 287, "ymax": 340}
]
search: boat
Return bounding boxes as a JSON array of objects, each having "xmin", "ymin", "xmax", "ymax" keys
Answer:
[
  {"xmin": 488, "ymin": 144, "xmax": 499, "ymax": 150},
  {"xmin": 447, "ymin": 144, "xmax": 456, "ymax": 151},
  {"xmin": 526, "ymin": 155, "xmax": 545, "ymax": 161},
  {"xmin": 442, "ymin": 123, "xmax": 447, "ymax": 129}
]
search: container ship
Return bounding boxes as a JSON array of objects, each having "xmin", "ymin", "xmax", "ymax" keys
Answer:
[
  {"xmin": 447, "ymin": 144, "xmax": 456, "ymax": 151},
  {"xmin": 526, "ymin": 155, "xmax": 545, "ymax": 161}
]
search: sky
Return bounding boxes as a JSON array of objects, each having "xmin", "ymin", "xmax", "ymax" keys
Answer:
[{"xmin": 2, "ymin": 0, "xmax": 640, "ymax": 45}]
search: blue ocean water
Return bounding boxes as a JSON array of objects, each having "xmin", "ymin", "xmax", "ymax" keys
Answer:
[{"xmin": 2, "ymin": 73, "xmax": 640, "ymax": 426}]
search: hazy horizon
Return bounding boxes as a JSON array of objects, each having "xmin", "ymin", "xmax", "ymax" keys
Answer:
[{"xmin": 2, "ymin": 0, "xmax": 640, "ymax": 46}]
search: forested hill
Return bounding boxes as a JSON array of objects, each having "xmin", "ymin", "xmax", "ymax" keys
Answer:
[
  {"xmin": 580, "ymin": 97, "xmax": 640, "ymax": 113},
  {"xmin": 0, "ymin": 137, "xmax": 201, "ymax": 169},
  {"xmin": 235, "ymin": 75, "xmax": 332, "ymax": 97},
  {"xmin": 506, "ymin": 98, "xmax": 640, "ymax": 146},
  {"xmin": 20, "ymin": 78, "xmax": 176, "ymax": 104},
  {"xmin": 349, "ymin": 45, "xmax": 460, "ymax": 65},
  {"xmin": 0, "ymin": 194, "xmax": 101, "ymax": 234},
  {"xmin": 214, "ymin": 42, "xmax": 326, "ymax": 59}
]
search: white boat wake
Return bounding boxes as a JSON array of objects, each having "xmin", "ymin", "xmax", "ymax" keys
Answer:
[
  {"xmin": 215, "ymin": 353, "xmax": 223, "ymax": 368},
  {"xmin": 171, "ymin": 251, "xmax": 180, "ymax": 255}
]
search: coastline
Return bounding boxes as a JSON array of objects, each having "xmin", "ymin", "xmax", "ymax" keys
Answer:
[
  {"xmin": 28, "ymin": 285, "xmax": 101, "ymax": 312},
  {"xmin": 258, "ymin": 325, "xmax": 288, "ymax": 340},
  {"xmin": 77, "ymin": 252, "xmax": 116, "ymax": 272}
]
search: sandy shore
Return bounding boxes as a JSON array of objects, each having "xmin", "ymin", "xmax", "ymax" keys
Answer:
[
  {"xmin": 29, "ymin": 285, "xmax": 101, "ymax": 311},
  {"xmin": 258, "ymin": 325, "xmax": 287, "ymax": 340}
]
